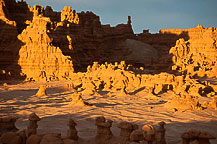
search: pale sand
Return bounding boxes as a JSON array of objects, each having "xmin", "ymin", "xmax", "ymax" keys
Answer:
[{"xmin": 0, "ymin": 80, "xmax": 217, "ymax": 144}]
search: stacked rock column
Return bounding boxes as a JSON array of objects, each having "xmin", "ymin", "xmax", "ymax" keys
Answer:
[{"xmin": 27, "ymin": 113, "xmax": 41, "ymax": 137}]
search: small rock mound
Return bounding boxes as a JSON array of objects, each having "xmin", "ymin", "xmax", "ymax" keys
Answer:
[
  {"xmin": 164, "ymin": 94, "xmax": 202, "ymax": 112},
  {"xmin": 70, "ymin": 91, "xmax": 88, "ymax": 106},
  {"xmin": 36, "ymin": 85, "xmax": 47, "ymax": 97}
]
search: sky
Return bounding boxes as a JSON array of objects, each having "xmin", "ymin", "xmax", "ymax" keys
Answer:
[{"xmin": 25, "ymin": 0, "xmax": 217, "ymax": 33}]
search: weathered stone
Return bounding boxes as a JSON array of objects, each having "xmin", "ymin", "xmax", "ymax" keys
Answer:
[
  {"xmin": 67, "ymin": 118, "xmax": 78, "ymax": 140},
  {"xmin": 118, "ymin": 121, "xmax": 137, "ymax": 143},
  {"xmin": 181, "ymin": 129, "xmax": 216, "ymax": 144},
  {"xmin": 165, "ymin": 94, "xmax": 202, "ymax": 112},
  {"xmin": 40, "ymin": 133, "xmax": 64, "ymax": 144},
  {"xmin": 26, "ymin": 134, "xmax": 43, "ymax": 144},
  {"xmin": 142, "ymin": 124, "xmax": 156, "ymax": 143},
  {"xmin": 0, "ymin": 116, "xmax": 18, "ymax": 136},
  {"xmin": 0, "ymin": 132, "xmax": 22, "ymax": 144},
  {"xmin": 130, "ymin": 130, "xmax": 144, "ymax": 143},
  {"xmin": 95, "ymin": 116, "xmax": 113, "ymax": 143},
  {"xmin": 70, "ymin": 91, "xmax": 87, "ymax": 106},
  {"xmin": 27, "ymin": 113, "xmax": 41, "ymax": 137},
  {"xmin": 36, "ymin": 85, "xmax": 47, "ymax": 96}
]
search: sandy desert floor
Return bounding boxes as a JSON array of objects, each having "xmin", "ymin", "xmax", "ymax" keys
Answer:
[{"xmin": 0, "ymin": 80, "xmax": 217, "ymax": 144}]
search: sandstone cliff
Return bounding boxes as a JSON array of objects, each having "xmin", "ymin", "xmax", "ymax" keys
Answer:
[
  {"xmin": 1, "ymin": 0, "xmax": 161, "ymax": 81},
  {"xmin": 0, "ymin": 0, "xmax": 25, "ymax": 79},
  {"xmin": 0, "ymin": 0, "xmax": 217, "ymax": 81},
  {"xmin": 169, "ymin": 25, "xmax": 217, "ymax": 78},
  {"xmin": 137, "ymin": 25, "xmax": 217, "ymax": 75}
]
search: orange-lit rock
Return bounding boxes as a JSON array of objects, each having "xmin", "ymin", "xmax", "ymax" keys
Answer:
[
  {"xmin": 208, "ymin": 97, "xmax": 217, "ymax": 110},
  {"xmin": 164, "ymin": 94, "xmax": 202, "ymax": 112},
  {"xmin": 17, "ymin": 15, "xmax": 75, "ymax": 81},
  {"xmin": 61, "ymin": 6, "xmax": 79, "ymax": 24},
  {"xmin": 70, "ymin": 91, "xmax": 88, "ymax": 106},
  {"xmin": 170, "ymin": 35, "xmax": 217, "ymax": 78},
  {"xmin": 36, "ymin": 85, "xmax": 47, "ymax": 97}
]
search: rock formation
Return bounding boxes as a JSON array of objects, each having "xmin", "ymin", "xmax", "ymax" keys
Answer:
[
  {"xmin": 0, "ymin": 116, "xmax": 18, "ymax": 136},
  {"xmin": 137, "ymin": 25, "xmax": 217, "ymax": 73},
  {"xmin": 95, "ymin": 116, "xmax": 113, "ymax": 143},
  {"xmin": 129, "ymin": 130, "xmax": 144, "ymax": 143},
  {"xmin": 181, "ymin": 128, "xmax": 216, "ymax": 144},
  {"xmin": 164, "ymin": 94, "xmax": 202, "ymax": 112},
  {"xmin": 156, "ymin": 121, "xmax": 166, "ymax": 144},
  {"xmin": 67, "ymin": 118, "xmax": 78, "ymax": 140},
  {"xmin": 0, "ymin": 0, "xmax": 26, "ymax": 80},
  {"xmin": 35, "ymin": 85, "xmax": 47, "ymax": 97},
  {"xmin": 142, "ymin": 124, "xmax": 156, "ymax": 143},
  {"xmin": 64, "ymin": 82, "xmax": 75, "ymax": 90},
  {"xmin": 1, "ymin": 0, "xmax": 217, "ymax": 84},
  {"xmin": 0, "ymin": 0, "xmax": 144, "ymax": 81},
  {"xmin": 27, "ymin": 112, "xmax": 41, "ymax": 137},
  {"xmin": 0, "ymin": 131, "xmax": 23, "ymax": 144},
  {"xmin": 118, "ymin": 121, "xmax": 138, "ymax": 143},
  {"xmin": 70, "ymin": 90, "xmax": 88, "ymax": 106},
  {"xmin": 207, "ymin": 97, "xmax": 217, "ymax": 110},
  {"xmin": 72, "ymin": 62, "xmax": 216, "ymax": 105},
  {"xmin": 0, "ymin": 0, "xmax": 168, "ymax": 81},
  {"xmin": 0, "ymin": 1, "xmax": 217, "ymax": 144},
  {"xmin": 17, "ymin": 15, "xmax": 75, "ymax": 81},
  {"xmin": 1, "ymin": 113, "xmax": 216, "ymax": 144},
  {"xmin": 170, "ymin": 35, "xmax": 217, "ymax": 78}
]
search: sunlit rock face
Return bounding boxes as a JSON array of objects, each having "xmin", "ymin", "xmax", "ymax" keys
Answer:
[
  {"xmin": 0, "ymin": 0, "xmax": 217, "ymax": 81},
  {"xmin": 169, "ymin": 26, "xmax": 217, "ymax": 78},
  {"xmin": 0, "ymin": 0, "xmax": 138, "ymax": 81},
  {"xmin": 137, "ymin": 25, "xmax": 217, "ymax": 72},
  {"xmin": 17, "ymin": 16, "xmax": 75, "ymax": 81}
]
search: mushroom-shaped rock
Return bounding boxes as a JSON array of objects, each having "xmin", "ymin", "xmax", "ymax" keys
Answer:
[
  {"xmin": 29, "ymin": 113, "xmax": 41, "ymax": 121},
  {"xmin": 130, "ymin": 130, "xmax": 144, "ymax": 142},
  {"xmin": 95, "ymin": 116, "xmax": 113, "ymax": 143},
  {"xmin": 142, "ymin": 124, "xmax": 155, "ymax": 134},
  {"xmin": 27, "ymin": 113, "xmax": 41, "ymax": 137},
  {"xmin": 142, "ymin": 124, "xmax": 156, "ymax": 142},
  {"xmin": 181, "ymin": 129, "xmax": 216, "ymax": 144}
]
